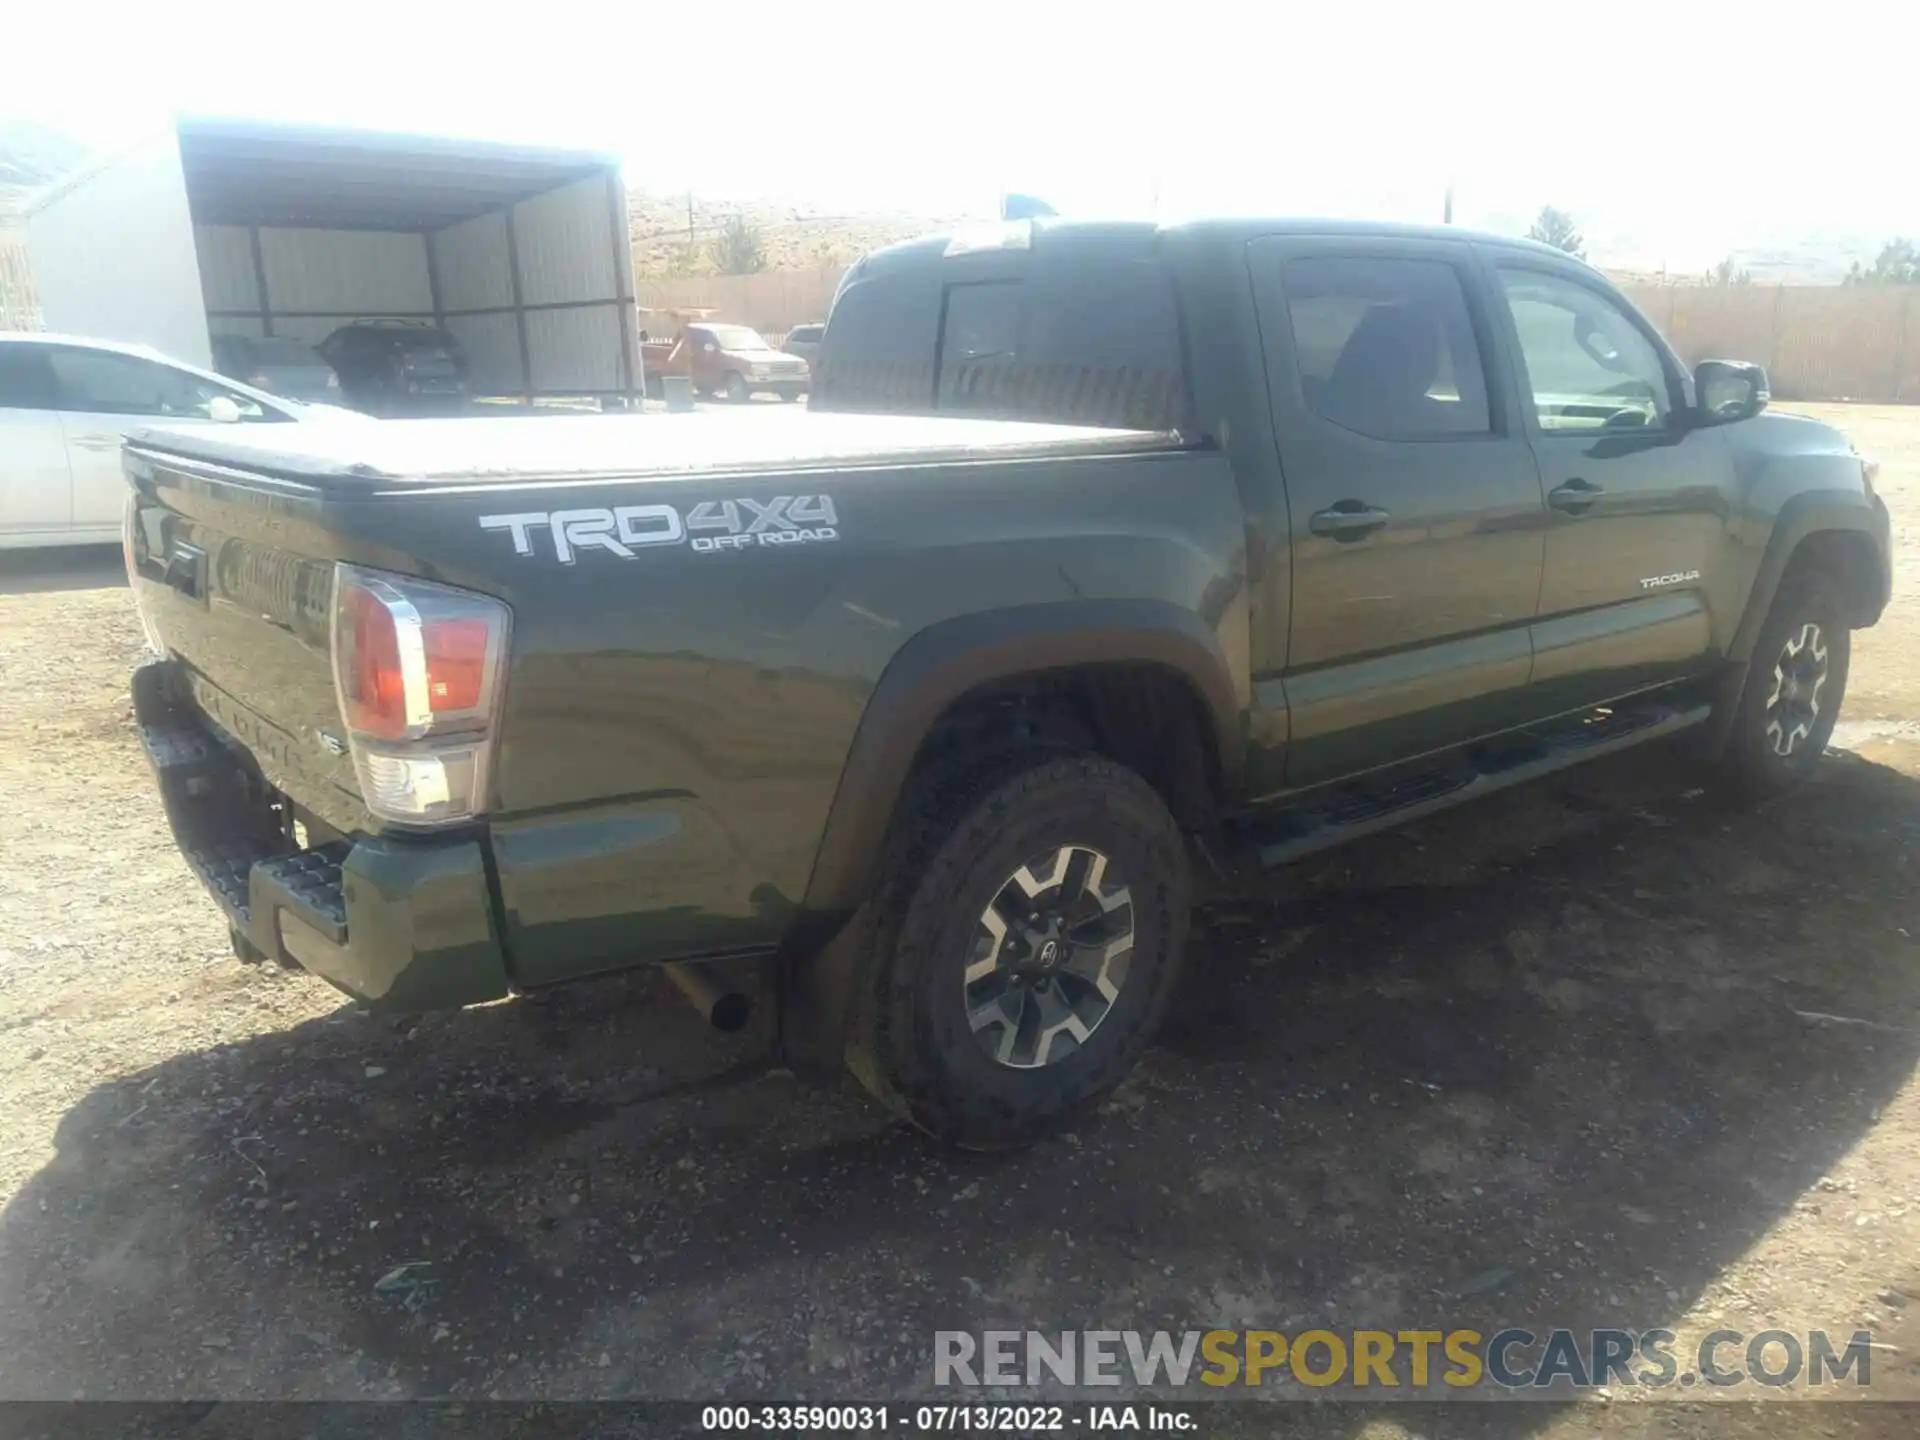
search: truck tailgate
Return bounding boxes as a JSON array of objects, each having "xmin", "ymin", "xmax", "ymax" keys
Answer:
[{"xmin": 125, "ymin": 448, "xmax": 367, "ymax": 834}]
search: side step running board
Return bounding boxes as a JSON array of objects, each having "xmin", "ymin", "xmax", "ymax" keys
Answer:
[{"xmin": 1245, "ymin": 702, "xmax": 1712, "ymax": 870}]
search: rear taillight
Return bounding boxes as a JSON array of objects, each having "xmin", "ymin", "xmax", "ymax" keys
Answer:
[{"xmin": 329, "ymin": 565, "xmax": 510, "ymax": 827}]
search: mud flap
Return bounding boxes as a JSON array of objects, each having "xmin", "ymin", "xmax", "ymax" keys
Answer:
[{"xmin": 777, "ymin": 906, "xmax": 871, "ymax": 1081}]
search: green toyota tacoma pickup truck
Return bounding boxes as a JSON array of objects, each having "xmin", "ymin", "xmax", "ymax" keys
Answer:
[{"xmin": 126, "ymin": 218, "xmax": 1891, "ymax": 1148}]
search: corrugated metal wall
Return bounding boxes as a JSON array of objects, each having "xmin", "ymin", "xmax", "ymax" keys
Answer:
[
  {"xmin": 426, "ymin": 173, "xmax": 634, "ymax": 395},
  {"xmin": 512, "ymin": 175, "xmax": 618, "ymax": 306},
  {"xmin": 194, "ymin": 225, "xmax": 257, "ymax": 311},
  {"xmin": 526, "ymin": 306, "xmax": 623, "ymax": 392},
  {"xmin": 443, "ymin": 311, "xmax": 524, "ymax": 393},
  {"xmin": 263, "ymin": 229, "xmax": 430, "ymax": 314},
  {"xmin": 185, "ymin": 166, "xmax": 636, "ymax": 398},
  {"xmin": 431, "ymin": 211, "xmax": 513, "ymax": 313},
  {"xmin": 195, "ymin": 223, "xmax": 433, "ymax": 340}
]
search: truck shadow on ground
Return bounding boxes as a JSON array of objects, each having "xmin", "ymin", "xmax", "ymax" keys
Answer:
[
  {"xmin": 0, "ymin": 544, "xmax": 127, "ymax": 596},
  {"xmin": 2, "ymin": 742, "xmax": 1918, "ymax": 1435}
]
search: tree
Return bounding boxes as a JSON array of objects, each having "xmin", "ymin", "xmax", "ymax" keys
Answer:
[
  {"xmin": 1527, "ymin": 206, "xmax": 1586, "ymax": 259},
  {"xmin": 708, "ymin": 214, "xmax": 768, "ymax": 276},
  {"xmin": 1709, "ymin": 256, "xmax": 1754, "ymax": 286},
  {"xmin": 1845, "ymin": 238, "xmax": 1919, "ymax": 285},
  {"xmin": 664, "ymin": 240, "xmax": 706, "ymax": 278}
]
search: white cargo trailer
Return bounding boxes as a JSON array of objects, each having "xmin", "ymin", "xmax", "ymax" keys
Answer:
[{"xmin": 24, "ymin": 117, "xmax": 641, "ymax": 404}]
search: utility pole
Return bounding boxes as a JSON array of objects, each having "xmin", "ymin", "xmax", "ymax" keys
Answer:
[
  {"xmin": 686, "ymin": 191, "xmax": 695, "ymax": 243},
  {"xmin": 1443, "ymin": 180, "xmax": 1454, "ymax": 225}
]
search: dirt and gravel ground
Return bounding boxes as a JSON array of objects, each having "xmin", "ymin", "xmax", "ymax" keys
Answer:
[{"xmin": 1, "ymin": 404, "xmax": 1917, "ymax": 1437}]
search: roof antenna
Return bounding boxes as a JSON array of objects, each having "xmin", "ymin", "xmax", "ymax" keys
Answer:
[{"xmin": 1001, "ymin": 193, "xmax": 1056, "ymax": 221}]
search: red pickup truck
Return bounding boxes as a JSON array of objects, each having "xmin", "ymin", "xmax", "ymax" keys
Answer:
[{"xmin": 642, "ymin": 321, "xmax": 810, "ymax": 402}]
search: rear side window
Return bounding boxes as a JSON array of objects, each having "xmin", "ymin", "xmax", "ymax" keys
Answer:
[
  {"xmin": 813, "ymin": 271, "xmax": 944, "ymax": 412},
  {"xmin": 936, "ymin": 260, "xmax": 1191, "ymax": 431},
  {"xmin": 937, "ymin": 282, "xmax": 1024, "ymax": 407},
  {"xmin": 1284, "ymin": 257, "xmax": 1490, "ymax": 440},
  {"xmin": 0, "ymin": 345, "xmax": 58, "ymax": 409},
  {"xmin": 816, "ymin": 249, "xmax": 1192, "ymax": 432}
]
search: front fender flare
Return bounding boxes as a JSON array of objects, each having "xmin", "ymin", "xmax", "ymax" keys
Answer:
[{"xmin": 1730, "ymin": 490, "xmax": 1891, "ymax": 664}]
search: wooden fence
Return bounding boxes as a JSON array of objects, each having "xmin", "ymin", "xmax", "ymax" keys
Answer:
[
  {"xmin": 635, "ymin": 266, "xmax": 843, "ymax": 345},
  {"xmin": 1619, "ymin": 283, "xmax": 1919, "ymax": 404}
]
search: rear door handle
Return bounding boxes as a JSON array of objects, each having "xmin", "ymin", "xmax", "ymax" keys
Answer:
[
  {"xmin": 1309, "ymin": 501, "xmax": 1391, "ymax": 541},
  {"xmin": 70, "ymin": 433, "xmax": 121, "ymax": 452},
  {"xmin": 1548, "ymin": 477, "xmax": 1604, "ymax": 514}
]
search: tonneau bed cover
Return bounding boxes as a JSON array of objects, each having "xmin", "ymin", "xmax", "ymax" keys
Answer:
[{"xmin": 126, "ymin": 411, "xmax": 1181, "ymax": 490}]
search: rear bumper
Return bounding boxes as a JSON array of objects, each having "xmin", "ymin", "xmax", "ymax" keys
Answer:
[{"xmin": 134, "ymin": 660, "xmax": 511, "ymax": 1011}]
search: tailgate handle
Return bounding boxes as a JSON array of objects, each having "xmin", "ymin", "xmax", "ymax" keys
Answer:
[{"xmin": 163, "ymin": 542, "xmax": 208, "ymax": 604}]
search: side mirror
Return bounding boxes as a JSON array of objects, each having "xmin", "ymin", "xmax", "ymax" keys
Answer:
[
  {"xmin": 702, "ymin": 343, "xmax": 718, "ymax": 354},
  {"xmin": 1694, "ymin": 359, "xmax": 1769, "ymax": 425},
  {"xmin": 206, "ymin": 395, "xmax": 243, "ymax": 424}
]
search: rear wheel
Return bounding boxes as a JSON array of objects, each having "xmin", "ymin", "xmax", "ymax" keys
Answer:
[
  {"xmin": 847, "ymin": 753, "xmax": 1189, "ymax": 1149},
  {"xmin": 1717, "ymin": 564, "xmax": 1850, "ymax": 798},
  {"xmin": 723, "ymin": 372, "xmax": 748, "ymax": 403}
]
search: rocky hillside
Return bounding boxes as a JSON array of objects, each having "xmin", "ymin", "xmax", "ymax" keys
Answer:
[{"xmin": 628, "ymin": 189, "xmax": 972, "ymax": 278}]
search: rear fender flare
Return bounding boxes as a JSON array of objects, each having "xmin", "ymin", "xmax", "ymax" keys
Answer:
[{"xmin": 799, "ymin": 599, "xmax": 1243, "ymax": 915}]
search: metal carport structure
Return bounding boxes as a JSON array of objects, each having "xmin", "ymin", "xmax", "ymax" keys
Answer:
[{"xmin": 29, "ymin": 116, "xmax": 642, "ymax": 404}]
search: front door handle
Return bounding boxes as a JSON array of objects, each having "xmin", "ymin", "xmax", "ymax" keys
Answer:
[
  {"xmin": 1309, "ymin": 501, "xmax": 1391, "ymax": 541},
  {"xmin": 1548, "ymin": 477, "xmax": 1605, "ymax": 514}
]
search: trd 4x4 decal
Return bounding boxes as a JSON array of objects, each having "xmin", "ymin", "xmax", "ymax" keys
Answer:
[{"xmin": 480, "ymin": 496, "xmax": 839, "ymax": 564}]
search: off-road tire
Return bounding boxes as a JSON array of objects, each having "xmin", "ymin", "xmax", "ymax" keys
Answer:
[
  {"xmin": 846, "ymin": 752, "xmax": 1190, "ymax": 1149},
  {"xmin": 723, "ymin": 372, "xmax": 749, "ymax": 403},
  {"xmin": 1717, "ymin": 563, "xmax": 1850, "ymax": 799}
]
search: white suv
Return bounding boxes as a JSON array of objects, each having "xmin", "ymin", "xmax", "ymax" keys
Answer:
[{"xmin": 0, "ymin": 332, "xmax": 358, "ymax": 551}]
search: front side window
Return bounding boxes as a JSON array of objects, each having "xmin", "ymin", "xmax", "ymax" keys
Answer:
[
  {"xmin": 1284, "ymin": 257, "xmax": 1491, "ymax": 441},
  {"xmin": 48, "ymin": 349, "xmax": 274, "ymax": 421},
  {"xmin": 1498, "ymin": 270, "xmax": 1671, "ymax": 432}
]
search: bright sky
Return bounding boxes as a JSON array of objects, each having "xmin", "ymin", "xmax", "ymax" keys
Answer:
[{"xmin": 8, "ymin": 0, "xmax": 1916, "ymax": 271}]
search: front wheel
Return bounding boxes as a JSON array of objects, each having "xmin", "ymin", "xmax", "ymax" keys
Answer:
[
  {"xmin": 1716, "ymin": 565, "xmax": 1851, "ymax": 798},
  {"xmin": 722, "ymin": 372, "xmax": 748, "ymax": 403},
  {"xmin": 847, "ymin": 753, "xmax": 1190, "ymax": 1149}
]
